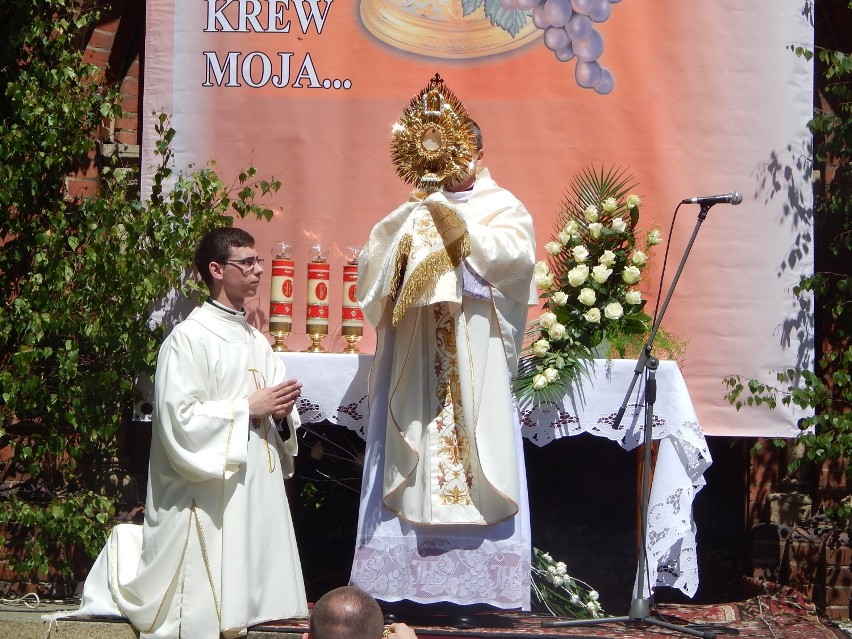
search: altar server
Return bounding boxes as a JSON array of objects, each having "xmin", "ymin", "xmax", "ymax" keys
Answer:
[{"xmin": 67, "ymin": 227, "xmax": 308, "ymax": 638}]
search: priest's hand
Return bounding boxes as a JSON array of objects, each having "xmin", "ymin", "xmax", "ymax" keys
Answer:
[
  {"xmin": 422, "ymin": 193, "xmax": 468, "ymax": 248},
  {"xmin": 248, "ymin": 379, "xmax": 302, "ymax": 420},
  {"xmin": 385, "ymin": 623, "xmax": 418, "ymax": 639}
]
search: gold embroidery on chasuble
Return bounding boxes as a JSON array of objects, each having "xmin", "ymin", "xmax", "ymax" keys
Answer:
[
  {"xmin": 391, "ymin": 208, "xmax": 471, "ymax": 327},
  {"xmin": 429, "ymin": 303, "xmax": 477, "ymax": 514}
]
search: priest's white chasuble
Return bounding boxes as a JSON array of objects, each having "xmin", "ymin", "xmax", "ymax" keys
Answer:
[
  {"xmin": 70, "ymin": 303, "xmax": 308, "ymax": 638},
  {"xmin": 351, "ymin": 169, "xmax": 537, "ymax": 609}
]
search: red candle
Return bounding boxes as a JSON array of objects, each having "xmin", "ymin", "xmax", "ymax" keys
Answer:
[
  {"xmin": 306, "ymin": 259, "xmax": 330, "ymax": 335},
  {"xmin": 270, "ymin": 255, "xmax": 294, "ymax": 334},
  {"xmin": 341, "ymin": 262, "xmax": 363, "ymax": 336}
]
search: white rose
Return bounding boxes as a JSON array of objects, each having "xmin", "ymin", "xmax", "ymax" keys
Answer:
[
  {"xmin": 599, "ymin": 250, "xmax": 616, "ymax": 267},
  {"xmin": 625, "ymin": 290, "xmax": 642, "ymax": 305},
  {"xmin": 622, "ymin": 265, "xmax": 642, "ymax": 284},
  {"xmin": 626, "ymin": 194, "xmax": 641, "ymax": 209},
  {"xmin": 589, "ymin": 590, "xmax": 600, "ymax": 601},
  {"xmin": 584, "ymin": 206, "xmax": 599, "ymax": 222},
  {"xmin": 534, "ymin": 260, "xmax": 550, "ymax": 275},
  {"xmin": 533, "ymin": 373, "xmax": 549, "ymax": 390},
  {"xmin": 532, "ymin": 339, "xmax": 550, "ymax": 358},
  {"xmin": 551, "ymin": 291, "xmax": 569, "ymax": 306},
  {"xmin": 567, "ymin": 264, "xmax": 589, "ymax": 287},
  {"xmin": 591, "ymin": 264, "xmax": 612, "ymax": 283},
  {"xmin": 564, "ymin": 220, "xmax": 580, "ymax": 236},
  {"xmin": 647, "ymin": 229, "xmax": 662, "ymax": 245},
  {"xmin": 631, "ymin": 250, "xmax": 647, "ymax": 266},
  {"xmin": 572, "ymin": 245, "xmax": 589, "ymax": 263},
  {"xmin": 610, "ymin": 217, "xmax": 627, "ymax": 233},
  {"xmin": 534, "ymin": 271, "xmax": 554, "ymax": 289},
  {"xmin": 602, "ymin": 197, "xmax": 617, "ymax": 212},
  {"xmin": 539, "ymin": 311, "xmax": 557, "ymax": 329},
  {"xmin": 545, "ymin": 241, "xmax": 562, "ymax": 255},
  {"xmin": 559, "ymin": 229, "xmax": 573, "ymax": 245},
  {"xmin": 578, "ymin": 287, "xmax": 596, "ymax": 306},
  {"xmin": 570, "ymin": 594, "xmax": 581, "ymax": 604},
  {"xmin": 553, "ymin": 576, "xmax": 564, "ymax": 587},
  {"xmin": 604, "ymin": 301, "xmax": 624, "ymax": 320},
  {"xmin": 548, "ymin": 322, "xmax": 566, "ymax": 340},
  {"xmin": 544, "ymin": 367, "xmax": 559, "ymax": 382},
  {"xmin": 584, "ymin": 307, "xmax": 601, "ymax": 323},
  {"xmin": 588, "ymin": 222, "xmax": 603, "ymax": 239}
]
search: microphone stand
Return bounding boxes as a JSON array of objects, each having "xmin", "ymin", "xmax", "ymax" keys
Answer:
[{"xmin": 542, "ymin": 202, "xmax": 723, "ymax": 639}]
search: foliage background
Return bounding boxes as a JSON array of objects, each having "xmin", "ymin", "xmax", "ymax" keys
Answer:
[
  {"xmin": 724, "ymin": 7, "xmax": 852, "ymax": 520},
  {"xmin": 0, "ymin": 0, "xmax": 278, "ymax": 587}
]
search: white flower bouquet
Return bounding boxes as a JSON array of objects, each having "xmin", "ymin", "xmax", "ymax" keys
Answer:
[
  {"xmin": 515, "ymin": 166, "xmax": 663, "ymax": 402},
  {"xmin": 531, "ymin": 547, "xmax": 605, "ymax": 618}
]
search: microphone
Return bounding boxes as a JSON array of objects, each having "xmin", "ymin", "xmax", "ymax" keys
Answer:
[{"xmin": 681, "ymin": 192, "xmax": 743, "ymax": 206}]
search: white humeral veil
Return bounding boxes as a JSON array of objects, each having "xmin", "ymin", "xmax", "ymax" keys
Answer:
[
  {"xmin": 351, "ymin": 169, "xmax": 537, "ymax": 609},
  {"xmin": 49, "ymin": 304, "xmax": 308, "ymax": 638}
]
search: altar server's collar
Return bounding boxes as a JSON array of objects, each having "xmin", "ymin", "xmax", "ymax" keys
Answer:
[{"xmin": 205, "ymin": 298, "xmax": 245, "ymax": 316}]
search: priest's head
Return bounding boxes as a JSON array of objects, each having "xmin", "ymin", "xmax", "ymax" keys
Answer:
[
  {"xmin": 306, "ymin": 586, "xmax": 385, "ymax": 639},
  {"xmin": 445, "ymin": 120, "xmax": 484, "ymax": 193},
  {"xmin": 194, "ymin": 227, "xmax": 264, "ymax": 309}
]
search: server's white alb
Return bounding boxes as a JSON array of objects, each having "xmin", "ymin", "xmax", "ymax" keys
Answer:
[{"xmin": 70, "ymin": 303, "xmax": 308, "ymax": 638}]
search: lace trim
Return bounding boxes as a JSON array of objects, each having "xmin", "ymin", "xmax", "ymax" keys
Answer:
[{"xmin": 351, "ymin": 539, "xmax": 530, "ymax": 609}]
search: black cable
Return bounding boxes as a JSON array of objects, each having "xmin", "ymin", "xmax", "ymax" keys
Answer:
[{"xmin": 651, "ymin": 203, "xmax": 684, "ymax": 327}]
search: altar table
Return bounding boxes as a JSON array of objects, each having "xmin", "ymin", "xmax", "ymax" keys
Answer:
[{"xmin": 279, "ymin": 352, "xmax": 712, "ymax": 598}]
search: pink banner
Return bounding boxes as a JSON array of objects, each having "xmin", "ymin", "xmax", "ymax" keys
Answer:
[{"xmin": 142, "ymin": 1, "xmax": 813, "ymax": 436}]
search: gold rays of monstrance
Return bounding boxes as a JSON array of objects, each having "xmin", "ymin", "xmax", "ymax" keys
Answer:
[{"xmin": 390, "ymin": 74, "xmax": 478, "ymax": 193}]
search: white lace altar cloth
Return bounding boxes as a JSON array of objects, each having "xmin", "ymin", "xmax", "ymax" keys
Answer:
[{"xmin": 279, "ymin": 353, "xmax": 711, "ymax": 598}]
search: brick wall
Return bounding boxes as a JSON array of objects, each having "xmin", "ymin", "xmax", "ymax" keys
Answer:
[
  {"xmin": 747, "ymin": 439, "xmax": 851, "ymax": 620},
  {"xmin": 66, "ymin": 0, "xmax": 143, "ymax": 200},
  {"xmin": 0, "ymin": 1, "xmax": 145, "ymax": 596}
]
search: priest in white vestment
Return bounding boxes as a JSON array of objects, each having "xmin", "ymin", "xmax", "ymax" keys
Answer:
[
  {"xmin": 63, "ymin": 228, "xmax": 309, "ymax": 638},
  {"xmin": 350, "ymin": 122, "xmax": 537, "ymax": 613}
]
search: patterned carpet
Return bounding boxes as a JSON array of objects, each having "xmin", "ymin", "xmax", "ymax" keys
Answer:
[{"xmin": 257, "ymin": 583, "xmax": 848, "ymax": 638}]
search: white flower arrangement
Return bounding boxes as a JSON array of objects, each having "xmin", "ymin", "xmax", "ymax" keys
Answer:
[
  {"xmin": 531, "ymin": 548, "xmax": 605, "ymax": 618},
  {"xmin": 515, "ymin": 166, "xmax": 662, "ymax": 402}
]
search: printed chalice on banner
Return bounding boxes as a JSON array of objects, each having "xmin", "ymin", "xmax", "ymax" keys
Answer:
[{"xmin": 359, "ymin": 0, "xmax": 541, "ymax": 59}]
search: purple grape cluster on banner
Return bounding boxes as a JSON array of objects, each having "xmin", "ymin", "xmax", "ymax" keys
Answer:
[{"xmin": 498, "ymin": 0, "xmax": 620, "ymax": 93}]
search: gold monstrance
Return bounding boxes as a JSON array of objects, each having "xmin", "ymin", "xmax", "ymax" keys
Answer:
[{"xmin": 390, "ymin": 73, "xmax": 478, "ymax": 193}]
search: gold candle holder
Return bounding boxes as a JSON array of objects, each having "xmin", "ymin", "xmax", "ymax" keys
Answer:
[
  {"xmin": 342, "ymin": 334, "xmax": 362, "ymax": 354},
  {"xmin": 269, "ymin": 242, "xmax": 295, "ymax": 352},
  {"xmin": 304, "ymin": 244, "xmax": 330, "ymax": 353},
  {"xmin": 341, "ymin": 246, "xmax": 364, "ymax": 353}
]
